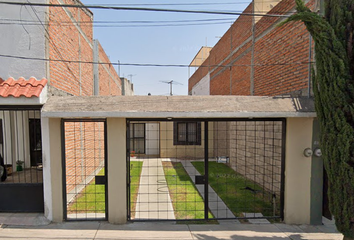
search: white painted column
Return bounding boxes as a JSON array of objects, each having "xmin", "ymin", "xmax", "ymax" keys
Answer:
[
  {"xmin": 107, "ymin": 118, "xmax": 127, "ymax": 224},
  {"xmin": 284, "ymin": 117, "xmax": 314, "ymax": 224},
  {"xmin": 42, "ymin": 117, "xmax": 63, "ymax": 222}
]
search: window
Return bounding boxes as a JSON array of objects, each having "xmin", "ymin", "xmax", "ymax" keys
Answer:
[
  {"xmin": 173, "ymin": 121, "xmax": 201, "ymax": 145},
  {"xmin": 130, "ymin": 123, "xmax": 145, "ymax": 154},
  {"xmin": 0, "ymin": 119, "xmax": 3, "ymax": 145}
]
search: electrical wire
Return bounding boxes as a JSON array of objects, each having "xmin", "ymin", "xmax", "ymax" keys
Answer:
[
  {"xmin": 24, "ymin": 0, "xmax": 91, "ymax": 95},
  {"xmin": 0, "ymin": 20, "xmax": 235, "ymax": 27},
  {"xmin": 0, "ymin": 53, "xmax": 313, "ymax": 68},
  {"xmin": 0, "ymin": 1, "xmax": 292, "ymax": 18}
]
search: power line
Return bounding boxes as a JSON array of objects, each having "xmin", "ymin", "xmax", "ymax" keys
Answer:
[
  {"xmin": 0, "ymin": 53, "xmax": 313, "ymax": 68},
  {"xmin": 0, "ymin": 20, "xmax": 235, "ymax": 27},
  {"xmin": 0, "ymin": 1, "xmax": 292, "ymax": 18},
  {"xmin": 24, "ymin": 0, "xmax": 91, "ymax": 95},
  {"xmin": 0, "ymin": 17, "xmax": 236, "ymax": 24}
]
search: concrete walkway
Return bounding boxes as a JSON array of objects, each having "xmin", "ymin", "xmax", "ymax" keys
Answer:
[
  {"xmin": 0, "ymin": 216, "xmax": 343, "ymax": 240},
  {"xmin": 134, "ymin": 158, "xmax": 175, "ymax": 220}
]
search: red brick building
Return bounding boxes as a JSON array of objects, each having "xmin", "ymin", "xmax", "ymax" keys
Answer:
[
  {"xmin": 48, "ymin": 0, "xmax": 122, "ymax": 96},
  {"xmin": 188, "ymin": 0, "xmax": 318, "ymax": 97}
]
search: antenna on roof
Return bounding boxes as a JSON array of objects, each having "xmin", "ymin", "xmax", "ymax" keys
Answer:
[{"xmin": 159, "ymin": 80, "xmax": 183, "ymax": 96}]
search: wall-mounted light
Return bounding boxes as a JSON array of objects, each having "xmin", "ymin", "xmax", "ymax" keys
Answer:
[
  {"xmin": 303, "ymin": 148, "xmax": 313, "ymax": 157},
  {"xmin": 314, "ymin": 148, "xmax": 322, "ymax": 157}
]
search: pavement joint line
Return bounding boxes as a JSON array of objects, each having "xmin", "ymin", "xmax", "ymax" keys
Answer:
[
  {"xmin": 187, "ymin": 224, "xmax": 195, "ymax": 240},
  {"xmin": 93, "ymin": 222, "xmax": 101, "ymax": 239}
]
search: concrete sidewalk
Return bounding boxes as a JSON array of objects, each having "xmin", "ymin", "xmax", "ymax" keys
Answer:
[{"xmin": 0, "ymin": 214, "xmax": 343, "ymax": 240}]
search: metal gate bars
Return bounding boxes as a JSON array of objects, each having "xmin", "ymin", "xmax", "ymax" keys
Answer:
[
  {"xmin": 127, "ymin": 118, "xmax": 285, "ymax": 222},
  {"xmin": 0, "ymin": 105, "xmax": 44, "ymax": 212},
  {"xmin": 62, "ymin": 119, "xmax": 107, "ymax": 221}
]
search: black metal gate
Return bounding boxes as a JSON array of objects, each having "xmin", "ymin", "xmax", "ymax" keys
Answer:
[
  {"xmin": 62, "ymin": 119, "xmax": 107, "ymax": 221},
  {"xmin": 127, "ymin": 118, "xmax": 285, "ymax": 222},
  {"xmin": 0, "ymin": 106, "xmax": 44, "ymax": 212}
]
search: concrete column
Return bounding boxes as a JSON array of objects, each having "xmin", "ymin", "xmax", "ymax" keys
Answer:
[
  {"xmin": 284, "ymin": 117, "xmax": 314, "ymax": 224},
  {"xmin": 310, "ymin": 119, "xmax": 323, "ymax": 225},
  {"xmin": 42, "ymin": 117, "xmax": 63, "ymax": 222},
  {"xmin": 107, "ymin": 118, "xmax": 127, "ymax": 224}
]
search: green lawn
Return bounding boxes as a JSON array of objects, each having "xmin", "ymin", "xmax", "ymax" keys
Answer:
[
  {"xmin": 68, "ymin": 168, "xmax": 105, "ymax": 214},
  {"xmin": 192, "ymin": 161, "xmax": 277, "ymax": 218},
  {"xmin": 68, "ymin": 162, "xmax": 144, "ymax": 216},
  {"xmin": 162, "ymin": 161, "xmax": 214, "ymax": 221},
  {"xmin": 130, "ymin": 161, "xmax": 143, "ymax": 217}
]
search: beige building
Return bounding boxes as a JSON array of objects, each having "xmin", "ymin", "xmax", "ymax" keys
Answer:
[{"xmin": 41, "ymin": 95, "xmax": 323, "ymax": 225}]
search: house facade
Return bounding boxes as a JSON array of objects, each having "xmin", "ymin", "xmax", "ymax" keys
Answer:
[
  {"xmin": 0, "ymin": 0, "xmax": 132, "ymax": 213},
  {"xmin": 188, "ymin": 0, "xmax": 328, "ymax": 223},
  {"xmin": 188, "ymin": 0, "xmax": 318, "ymax": 97}
]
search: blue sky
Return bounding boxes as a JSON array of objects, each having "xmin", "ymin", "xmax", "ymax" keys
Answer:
[{"xmin": 81, "ymin": 1, "xmax": 252, "ymax": 95}]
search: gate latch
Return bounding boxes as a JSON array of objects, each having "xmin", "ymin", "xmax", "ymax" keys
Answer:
[
  {"xmin": 195, "ymin": 175, "xmax": 205, "ymax": 184},
  {"xmin": 95, "ymin": 176, "xmax": 106, "ymax": 185}
]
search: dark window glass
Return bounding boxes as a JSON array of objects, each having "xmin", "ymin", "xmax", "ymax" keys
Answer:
[{"xmin": 173, "ymin": 122, "xmax": 201, "ymax": 145}]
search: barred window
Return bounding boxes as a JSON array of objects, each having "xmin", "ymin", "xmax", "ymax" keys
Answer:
[{"xmin": 173, "ymin": 122, "xmax": 201, "ymax": 145}]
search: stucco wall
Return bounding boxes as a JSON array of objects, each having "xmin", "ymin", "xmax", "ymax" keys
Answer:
[
  {"xmin": 191, "ymin": 73, "xmax": 210, "ymax": 95},
  {"xmin": 0, "ymin": 0, "xmax": 47, "ymax": 79},
  {"xmin": 284, "ymin": 117, "xmax": 313, "ymax": 224}
]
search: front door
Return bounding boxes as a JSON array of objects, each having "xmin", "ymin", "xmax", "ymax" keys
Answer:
[
  {"xmin": 29, "ymin": 119, "xmax": 42, "ymax": 167},
  {"xmin": 130, "ymin": 123, "xmax": 145, "ymax": 155}
]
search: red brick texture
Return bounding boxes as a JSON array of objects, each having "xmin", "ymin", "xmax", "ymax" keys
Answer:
[
  {"xmin": 64, "ymin": 121, "xmax": 105, "ymax": 194},
  {"xmin": 49, "ymin": 0, "xmax": 93, "ymax": 96},
  {"xmin": 48, "ymin": 0, "xmax": 121, "ymax": 96},
  {"xmin": 189, "ymin": 0, "xmax": 316, "ymax": 97},
  {"xmin": 98, "ymin": 42, "xmax": 122, "ymax": 96}
]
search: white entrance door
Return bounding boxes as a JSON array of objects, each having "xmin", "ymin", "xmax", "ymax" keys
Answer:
[{"xmin": 145, "ymin": 123, "xmax": 159, "ymax": 155}]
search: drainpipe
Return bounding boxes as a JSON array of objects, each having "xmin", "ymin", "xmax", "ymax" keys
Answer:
[{"xmin": 93, "ymin": 39, "xmax": 99, "ymax": 96}]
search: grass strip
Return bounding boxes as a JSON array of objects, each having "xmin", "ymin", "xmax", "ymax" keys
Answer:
[
  {"xmin": 192, "ymin": 161, "xmax": 277, "ymax": 218},
  {"xmin": 129, "ymin": 161, "xmax": 143, "ymax": 217},
  {"xmin": 68, "ymin": 168, "xmax": 105, "ymax": 214},
  {"xmin": 162, "ymin": 161, "xmax": 215, "ymax": 223},
  {"xmin": 68, "ymin": 162, "xmax": 144, "ymax": 216}
]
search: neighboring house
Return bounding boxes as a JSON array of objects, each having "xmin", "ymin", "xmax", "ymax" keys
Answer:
[
  {"xmin": 187, "ymin": 0, "xmax": 330, "ymax": 221},
  {"xmin": 0, "ymin": 0, "xmax": 133, "ymax": 212},
  {"xmin": 188, "ymin": 0, "xmax": 317, "ymax": 97}
]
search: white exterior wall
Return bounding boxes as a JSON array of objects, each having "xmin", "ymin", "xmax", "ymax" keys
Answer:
[
  {"xmin": 0, "ymin": 0, "xmax": 47, "ymax": 79},
  {"xmin": 284, "ymin": 117, "xmax": 314, "ymax": 224},
  {"xmin": 191, "ymin": 73, "xmax": 210, "ymax": 95}
]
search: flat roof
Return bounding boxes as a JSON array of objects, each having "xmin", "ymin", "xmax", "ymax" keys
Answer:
[{"xmin": 41, "ymin": 95, "xmax": 316, "ymax": 118}]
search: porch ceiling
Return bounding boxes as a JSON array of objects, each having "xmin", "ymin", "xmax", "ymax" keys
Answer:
[{"xmin": 41, "ymin": 95, "xmax": 316, "ymax": 118}]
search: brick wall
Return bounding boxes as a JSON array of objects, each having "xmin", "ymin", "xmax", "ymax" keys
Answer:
[
  {"xmin": 228, "ymin": 121, "xmax": 283, "ymax": 195},
  {"xmin": 97, "ymin": 42, "xmax": 122, "ymax": 96},
  {"xmin": 64, "ymin": 121, "xmax": 105, "ymax": 195},
  {"xmin": 189, "ymin": 0, "xmax": 316, "ymax": 97},
  {"xmin": 49, "ymin": 0, "xmax": 94, "ymax": 96},
  {"xmin": 212, "ymin": 121, "xmax": 283, "ymax": 196},
  {"xmin": 48, "ymin": 0, "xmax": 122, "ymax": 96}
]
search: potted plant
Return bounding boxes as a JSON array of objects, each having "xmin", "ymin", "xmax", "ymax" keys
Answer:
[{"xmin": 16, "ymin": 160, "xmax": 24, "ymax": 171}]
